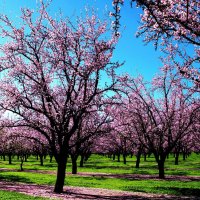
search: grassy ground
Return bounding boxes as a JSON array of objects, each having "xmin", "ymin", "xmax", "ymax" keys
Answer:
[
  {"xmin": 0, "ymin": 190, "xmax": 50, "ymax": 200},
  {"xmin": 0, "ymin": 153, "xmax": 200, "ymax": 196}
]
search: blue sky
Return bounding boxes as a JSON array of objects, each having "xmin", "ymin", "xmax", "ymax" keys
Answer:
[{"xmin": 0, "ymin": 0, "xmax": 163, "ymax": 81}]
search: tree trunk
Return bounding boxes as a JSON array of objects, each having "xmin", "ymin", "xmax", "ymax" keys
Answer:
[
  {"xmin": 117, "ymin": 153, "xmax": 120, "ymax": 162},
  {"xmin": 80, "ymin": 155, "xmax": 84, "ymax": 167},
  {"xmin": 113, "ymin": 154, "xmax": 115, "ymax": 160},
  {"xmin": 39, "ymin": 154, "xmax": 44, "ymax": 166},
  {"xmin": 54, "ymin": 157, "xmax": 67, "ymax": 193},
  {"xmin": 50, "ymin": 155, "xmax": 53, "ymax": 163},
  {"xmin": 20, "ymin": 156, "xmax": 24, "ymax": 171},
  {"xmin": 135, "ymin": 152, "xmax": 141, "ymax": 168},
  {"xmin": 158, "ymin": 159, "xmax": 165, "ymax": 179},
  {"xmin": 71, "ymin": 155, "xmax": 78, "ymax": 174},
  {"xmin": 123, "ymin": 154, "xmax": 126, "ymax": 164},
  {"xmin": 175, "ymin": 152, "xmax": 179, "ymax": 165},
  {"xmin": 3, "ymin": 155, "xmax": 5, "ymax": 161},
  {"xmin": 25, "ymin": 155, "xmax": 27, "ymax": 162},
  {"xmin": 183, "ymin": 152, "xmax": 186, "ymax": 160},
  {"xmin": 8, "ymin": 154, "xmax": 12, "ymax": 164},
  {"xmin": 144, "ymin": 153, "xmax": 147, "ymax": 161}
]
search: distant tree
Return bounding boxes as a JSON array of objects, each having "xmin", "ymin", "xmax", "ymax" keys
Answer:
[
  {"xmin": 120, "ymin": 67, "xmax": 199, "ymax": 178},
  {"xmin": 0, "ymin": 2, "xmax": 121, "ymax": 193},
  {"xmin": 69, "ymin": 111, "xmax": 111, "ymax": 174}
]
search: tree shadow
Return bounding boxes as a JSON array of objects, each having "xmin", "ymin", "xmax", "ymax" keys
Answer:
[{"xmin": 0, "ymin": 173, "xmax": 33, "ymax": 184}]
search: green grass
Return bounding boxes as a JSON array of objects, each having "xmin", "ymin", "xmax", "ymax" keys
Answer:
[
  {"xmin": 1, "ymin": 153, "xmax": 199, "ymax": 176},
  {"xmin": 0, "ymin": 190, "xmax": 50, "ymax": 200},
  {"xmin": 0, "ymin": 153, "xmax": 200, "ymax": 197},
  {"xmin": 0, "ymin": 168, "xmax": 199, "ymax": 196}
]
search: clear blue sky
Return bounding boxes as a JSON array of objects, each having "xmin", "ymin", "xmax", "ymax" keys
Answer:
[{"xmin": 0, "ymin": 0, "xmax": 163, "ymax": 81}]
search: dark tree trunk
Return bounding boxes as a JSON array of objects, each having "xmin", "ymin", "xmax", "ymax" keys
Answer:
[
  {"xmin": 158, "ymin": 159, "xmax": 165, "ymax": 179},
  {"xmin": 54, "ymin": 156, "xmax": 67, "ymax": 193},
  {"xmin": 8, "ymin": 154, "xmax": 12, "ymax": 164},
  {"xmin": 39, "ymin": 154, "xmax": 44, "ymax": 166},
  {"xmin": 113, "ymin": 154, "xmax": 115, "ymax": 160},
  {"xmin": 123, "ymin": 154, "xmax": 126, "ymax": 164},
  {"xmin": 71, "ymin": 155, "xmax": 78, "ymax": 174},
  {"xmin": 144, "ymin": 153, "xmax": 147, "ymax": 161},
  {"xmin": 20, "ymin": 156, "xmax": 24, "ymax": 171},
  {"xmin": 36, "ymin": 154, "xmax": 39, "ymax": 160},
  {"xmin": 50, "ymin": 155, "xmax": 53, "ymax": 163},
  {"xmin": 3, "ymin": 155, "xmax": 5, "ymax": 161},
  {"xmin": 25, "ymin": 155, "xmax": 27, "ymax": 162},
  {"xmin": 117, "ymin": 153, "xmax": 120, "ymax": 162},
  {"xmin": 135, "ymin": 152, "xmax": 141, "ymax": 168},
  {"xmin": 175, "ymin": 152, "xmax": 179, "ymax": 165},
  {"xmin": 80, "ymin": 154, "xmax": 84, "ymax": 167},
  {"xmin": 183, "ymin": 152, "xmax": 186, "ymax": 160}
]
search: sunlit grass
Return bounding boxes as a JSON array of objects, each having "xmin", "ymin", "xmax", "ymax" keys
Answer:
[
  {"xmin": 0, "ymin": 153, "xmax": 200, "ymax": 196},
  {"xmin": 0, "ymin": 171, "xmax": 199, "ymax": 196},
  {"xmin": 0, "ymin": 190, "xmax": 50, "ymax": 200},
  {"xmin": 1, "ymin": 153, "xmax": 199, "ymax": 176}
]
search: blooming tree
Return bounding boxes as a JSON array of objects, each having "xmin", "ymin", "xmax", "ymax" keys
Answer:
[
  {"xmin": 112, "ymin": 0, "xmax": 200, "ymax": 87},
  {"xmin": 69, "ymin": 111, "xmax": 112, "ymax": 174},
  {"xmin": 120, "ymin": 68, "xmax": 199, "ymax": 178},
  {"xmin": 0, "ymin": 3, "xmax": 121, "ymax": 193}
]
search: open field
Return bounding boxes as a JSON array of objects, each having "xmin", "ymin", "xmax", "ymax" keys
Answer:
[{"xmin": 0, "ymin": 153, "xmax": 200, "ymax": 199}]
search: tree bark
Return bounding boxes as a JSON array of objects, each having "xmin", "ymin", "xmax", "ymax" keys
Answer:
[
  {"xmin": 144, "ymin": 153, "xmax": 147, "ymax": 161},
  {"xmin": 80, "ymin": 154, "xmax": 84, "ymax": 167},
  {"xmin": 8, "ymin": 154, "xmax": 12, "ymax": 164},
  {"xmin": 54, "ymin": 156, "xmax": 67, "ymax": 193},
  {"xmin": 20, "ymin": 156, "xmax": 24, "ymax": 171},
  {"xmin": 39, "ymin": 154, "xmax": 44, "ymax": 166},
  {"xmin": 113, "ymin": 154, "xmax": 116, "ymax": 160},
  {"xmin": 117, "ymin": 153, "xmax": 120, "ymax": 162},
  {"xmin": 135, "ymin": 152, "xmax": 141, "ymax": 168},
  {"xmin": 123, "ymin": 154, "xmax": 126, "ymax": 164},
  {"xmin": 71, "ymin": 155, "xmax": 78, "ymax": 174},
  {"xmin": 175, "ymin": 152, "xmax": 179, "ymax": 165},
  {"xmin": 158, "ymin": 159, "xmax": 165, "ymax": 179},
  {"xmin": 50, "ymin": 155, "xmax": 53, "ymax": 163}
]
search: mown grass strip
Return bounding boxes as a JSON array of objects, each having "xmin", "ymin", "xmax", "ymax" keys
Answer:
[{"xmin": 0, "ymin": 190, "xmax": 50, "ymax": 200}]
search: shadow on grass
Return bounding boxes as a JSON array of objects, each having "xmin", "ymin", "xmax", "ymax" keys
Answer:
[
  {"xmin": 166, "ymin": 187, "xmax": 200, "ymax": 196},
  {"xmin": 122, "ymin": 186, "xmax": 200, "ymax": 197},
  {"xmin": 0, "ymin": 173, "xmax": 33, "ymax": 184}
]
